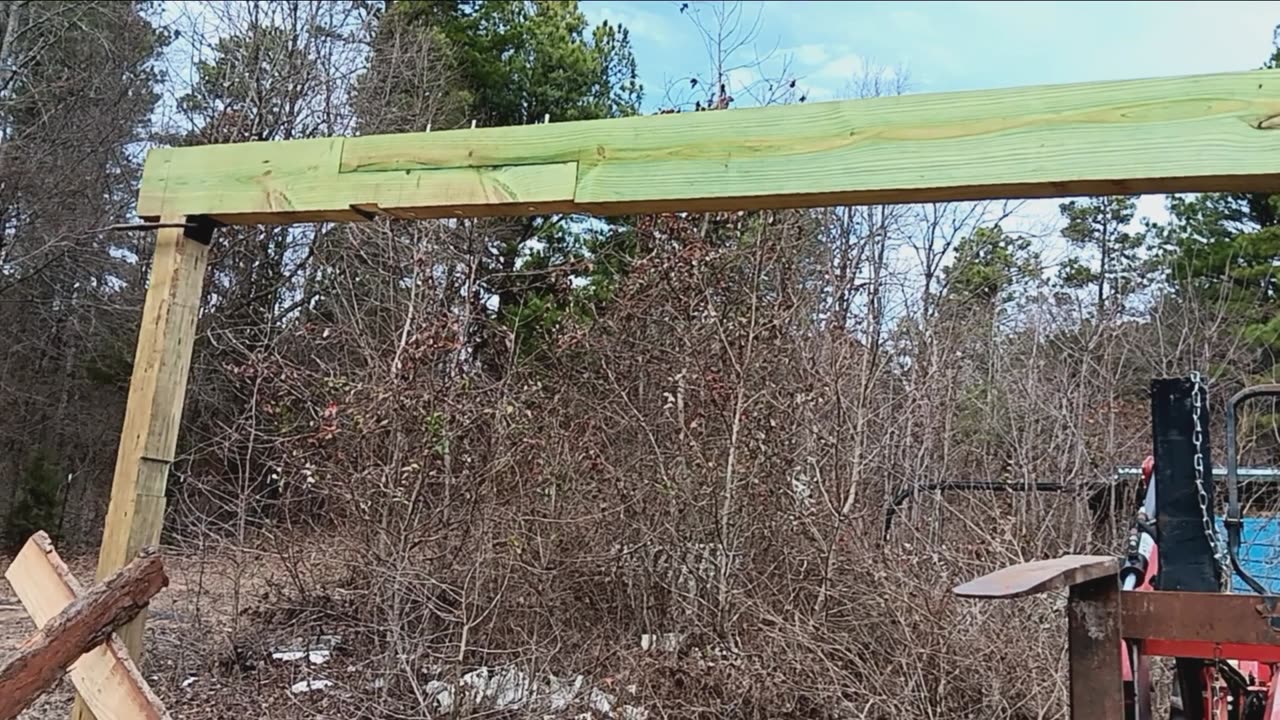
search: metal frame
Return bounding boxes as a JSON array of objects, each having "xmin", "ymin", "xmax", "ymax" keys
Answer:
[
  {"xmin": 952, "ymin": 377, "xmax": 1280, "ymax": 719},
  {"xmin": 955, "ymin": 557, "xmax": 1280, "ymax": 719}
]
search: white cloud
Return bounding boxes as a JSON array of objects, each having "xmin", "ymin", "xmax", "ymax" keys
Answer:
[
  {"xmin": 775, "ymin": 43, "xmax": 911, "ymax": 101},
  {"xmin": 813, "ymin": 53, "xmax": 864, "ymax": 81},
  {"xmin": 804, "ymin": 85, "xmax": 837, "ymax": 101},
  {"xmin": 1135, "ymin": 195, "xmax": 1170, "ymax": 225},
  {"xmin": 586, "ymin": 4, "xmax": 672, "ymax": 46},
  {"xmin": 784, "ymin": 43, "xmax": 830, "ymax": 66},
  {"xmin": 772, "ymin": 43, "xmax": 866, "ymax": 100},
  {"xmin": 726, "ymin": 66, "xmax": 764, "ymax": 95}
]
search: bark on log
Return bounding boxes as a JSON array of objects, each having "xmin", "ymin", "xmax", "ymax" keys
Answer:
[{"xmin": 0, "ymin": 551, "xmax": 167, "ymax": 720}]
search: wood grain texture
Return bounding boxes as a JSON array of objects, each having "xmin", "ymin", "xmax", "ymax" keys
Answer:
[
  {"xmin": 0, "ymin": 550, "xmax": 167, "ymax": 720},
  {"xmin": 72, "ymin": 223, "xmax": 208, "ymax": 720},
  {"xmin": 137, "ymin": 70, "xmax": 1280, "ymax": 224},
  {"xmin": 1120, "ymin": 590, "xmax": 1280, "ymax": 646},
  {"xmin": 136, "ymin": 137, "xmax": 578, "ymax": 221},
  {"xmin": 5, "ymin": 533, "xmax": 170, "ymax": 720}
]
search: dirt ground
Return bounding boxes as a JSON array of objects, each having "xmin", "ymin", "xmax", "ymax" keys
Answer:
[
  {"xmin": 0, "ymin": 543, "xmax": 1187, "ymax": 720},
  {"xmin": 0, "ymin": 547, "xmax": 344, "ymax": 720}
]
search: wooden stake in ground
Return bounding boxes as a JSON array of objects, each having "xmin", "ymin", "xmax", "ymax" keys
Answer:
[{"xmin": 3, "ymin": 532, "xmax": 171, "ymax": 720}]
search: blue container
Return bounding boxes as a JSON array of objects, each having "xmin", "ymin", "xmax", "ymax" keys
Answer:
[{"xmin": 1215, "ymin": 518, "xmax": 1280, "ymax": 593}]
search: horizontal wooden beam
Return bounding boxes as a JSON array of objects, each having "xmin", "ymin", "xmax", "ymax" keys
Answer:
[
  {"xmin": 137, "ymin": 70, "xmax": 1280, "ymax": 225},
  {"xmin": 952, "ymin": 554, "xmax": 1117, "ymax": 599}
]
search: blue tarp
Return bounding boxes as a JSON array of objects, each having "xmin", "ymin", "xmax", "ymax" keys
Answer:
[{"xmin": 1215, "ymin": 518, "xmax": 1280, "ymax": 593}]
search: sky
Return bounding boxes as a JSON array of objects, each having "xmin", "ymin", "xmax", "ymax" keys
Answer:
[
  {"xmin": 580, "ymin": 1, "xmax": 1280, "ymax": 229},
  {"xmin": 581, "ymin": 1, "xmax": 1280, "ymax": 103}
]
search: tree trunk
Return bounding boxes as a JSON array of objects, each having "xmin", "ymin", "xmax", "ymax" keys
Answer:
[{"xmin": 1098, "ymin": 232, "xmax": 1109, "ymax": 319}]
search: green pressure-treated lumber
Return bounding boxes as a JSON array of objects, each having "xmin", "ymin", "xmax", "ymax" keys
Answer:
[{"xmin": 138, "ymin": 70, "xmax": 1280, "ymax": 224}]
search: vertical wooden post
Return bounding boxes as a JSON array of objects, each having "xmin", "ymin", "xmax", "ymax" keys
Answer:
[{"xmin": 70, "ymin": 218, "xmax": 210, "ymax": 720}]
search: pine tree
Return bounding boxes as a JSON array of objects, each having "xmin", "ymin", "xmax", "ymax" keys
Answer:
[
  {"xmin": 1161, "ymin": 27, "xmax": 1280, "ymax": 378},
  {"xmin": 943, "ymin": 225, "xmax": 1038, "ymax": 310},
  {"xmin": 5, "ymin": 449, "xmax": 63, "ymax": 549},
  {"xmin": 357, "ymin": 0, "xmax": 645, "ymax": 366},
  {"xmin": 1057, "ymin": 196, "xmax": 1148, "ymax": 318}
]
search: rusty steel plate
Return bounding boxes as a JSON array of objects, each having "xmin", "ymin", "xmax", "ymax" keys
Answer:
[{"xmin": 953, "ymin": 554, "xmax": 1118, "ymax": 599}]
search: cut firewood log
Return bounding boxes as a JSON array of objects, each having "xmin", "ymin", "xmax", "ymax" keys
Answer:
[{"xmin": 0, "ymin": 544, "xmax": 167, "ymax": 720}]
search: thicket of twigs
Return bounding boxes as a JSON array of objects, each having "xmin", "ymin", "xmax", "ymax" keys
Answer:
[{"xmin": 160, "ymin": 196, "xmax": 1243, "ymax": 718}]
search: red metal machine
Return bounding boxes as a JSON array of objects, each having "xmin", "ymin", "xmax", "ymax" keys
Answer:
[
  {"xmin": 1120, "ymin": 453, "xmax": 1277, "ymax": 720},
  {"xmin": 954, "ymin": 376, "xmax": 1280, "ymax": 720}
]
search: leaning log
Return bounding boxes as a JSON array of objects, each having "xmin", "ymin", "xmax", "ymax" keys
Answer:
[{"xmin": 0, "ymin": 550, "xmax": 167, "ymax": 720}]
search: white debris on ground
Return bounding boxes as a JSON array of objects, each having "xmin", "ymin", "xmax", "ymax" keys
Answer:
[
  {"xmin": 419, "ymin": 665, "xmax": 647, "ymax": 718},
  {"xmin": 621, "ymin": 706, "xmax": 650, "ymax": 720},
  {"xmin": 639, "ymin": 632, "xmax": 684, "ymax": 653},
  {"xmin": 289, "ymin": 678, "xmax": 334, "ymax": 694},
  {"xmin": 268, "ymin": 634, "xmax": 648, "ymax": 717},
  {"xmin": 461, "ymin": 665, "xmax": 531, "ymax": 709},
  {"xmin": 546, "ymin": 674, "xmax": 585, "ymax": 713},
  {"xmin": 270, "ymin": 634, "xmax": 341, "ymax": 665},
  {"xmin": 589, "ymin": 689, "xmax": 616, "ymax": 715},
  {"xmin": 424, "ymin": 679, "xmax": 454, "ymax": 713}
]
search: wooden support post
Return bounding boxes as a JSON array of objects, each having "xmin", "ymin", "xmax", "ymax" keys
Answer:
[
  {"xmin": 70, "ymin": 220, "xmax": 210, "ymax": 720},
  {"xmin": 0, "ymin": 546, "xmax": 167, "ymax": 720}
]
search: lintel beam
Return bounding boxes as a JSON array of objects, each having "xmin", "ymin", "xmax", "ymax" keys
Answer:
[{"xmin": 138, "ymin": 70, "xmax": 1280, "ymax": 225}]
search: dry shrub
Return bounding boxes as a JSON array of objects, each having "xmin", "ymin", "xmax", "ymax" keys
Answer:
[
  {"xmin": 160, "ymin": 195, "xmax": 1231, "ymax": 719},
  {"xmin": 1, "ymin": 2, "xmax": 1262, "ymax": 718}
]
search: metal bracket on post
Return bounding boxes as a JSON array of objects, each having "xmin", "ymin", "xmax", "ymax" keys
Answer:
[
  {"xmin": 108, "ymin": 215, "xmax": 222, "ymax": 245},
  {"xmin": 181, "ymin": 215, "xmax": 220, "ymax": 245}
]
